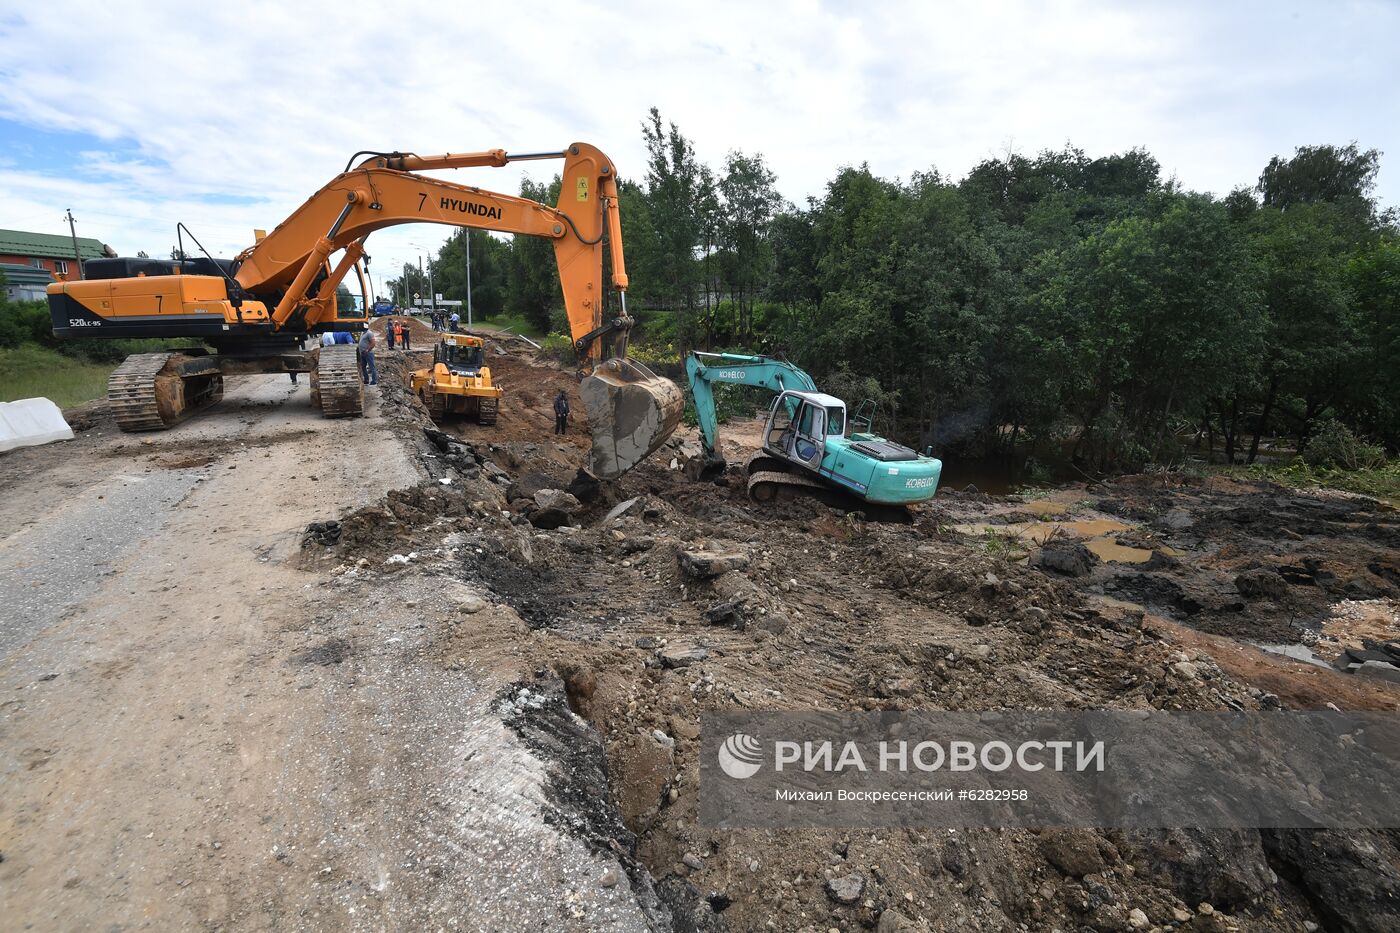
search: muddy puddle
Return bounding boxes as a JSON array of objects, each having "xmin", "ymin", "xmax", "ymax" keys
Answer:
[{"xmin": 953, "ymin": 514, "xmax": 1182, "ymax": 564}]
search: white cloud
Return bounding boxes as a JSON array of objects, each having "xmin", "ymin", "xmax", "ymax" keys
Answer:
[{"xmin": 0, "ymin": 0, "xmax": 1395, "ymax": 290}]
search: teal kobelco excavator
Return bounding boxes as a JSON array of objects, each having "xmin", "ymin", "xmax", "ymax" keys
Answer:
[{"xmin": 684, "ymin": 351, "xmax": 943, "ymax": 506}]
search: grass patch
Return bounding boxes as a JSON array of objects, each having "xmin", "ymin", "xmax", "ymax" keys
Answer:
[
  {"xmin": 1224, "ymin": 461, "xmax": 1400, "ymax": 505},
  {"xmin": 982, "ymin": 528, "xmax": 1029, "ymax": 561},
  {"xmin": 0, "ymin": 344, "xmax": 115, "ymax": 408},
  {"xmin": 474, "ymin": 313, "xmax": 543, "ymax": 338}
]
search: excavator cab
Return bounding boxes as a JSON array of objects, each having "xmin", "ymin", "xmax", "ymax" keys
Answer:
[{"xmin": 764, "ymin": 390, "xmax": 848, "ymax": 471}]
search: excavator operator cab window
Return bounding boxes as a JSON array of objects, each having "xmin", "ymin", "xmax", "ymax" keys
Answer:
[
  {"xmin": 794, "ymin": 400, "xmax": 826, "ymax": 467},
  {"xmin": 825, "ymin": 406, "xmax": 846, "ymax": 437},
  {"xmin": 766, "ymin": 395, "xmax": 795, "ymax": 450}
]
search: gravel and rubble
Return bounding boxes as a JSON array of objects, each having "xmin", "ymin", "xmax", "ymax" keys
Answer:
[{"xmin": 290, "ymin": 339, "xmax": 1400, "ymax": 931}]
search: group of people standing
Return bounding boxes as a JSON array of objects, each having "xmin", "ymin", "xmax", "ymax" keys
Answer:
[
  {"xmin": 429, "ymin": 308, "xmax": 461, "ymax": 332},
  {"xmin": 383, "ymin": 317, "xmax": 412, "ymax": 351}
]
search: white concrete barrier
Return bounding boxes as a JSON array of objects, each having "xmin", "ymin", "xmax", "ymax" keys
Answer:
[{"xmin": 0, "ymin": 397, "xmax": 75, "ymax": 453}]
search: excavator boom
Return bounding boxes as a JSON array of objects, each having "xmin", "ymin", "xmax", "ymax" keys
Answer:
[
  {"xmin": 686, "ymin": 351, "xmax": 817, "ymax": 460},
  {"xmin": 234, "ymin": 142, "xmax": 679, "ymax": 477}
]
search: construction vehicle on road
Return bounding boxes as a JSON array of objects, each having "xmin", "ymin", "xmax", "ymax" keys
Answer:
[
  {"xmin": 685, "ymin": 351, "xmax": 943, "ymax": 506},
  {"xmin": 47, "ymin": 142, "xmax": 681, "ymax": 478},
  {"xmin": 412, "ymin": 333, "xmax": 501, "ymax": 424}
]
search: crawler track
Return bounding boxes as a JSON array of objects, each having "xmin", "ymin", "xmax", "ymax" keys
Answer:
[
  {"xmin": 745, "ymin": 453, "xmax": 912, "ymax": 521},
  {"xmin": 746, "ymin": 468, "xmax": 829, "ymax": 502},
  {"xmin": 108, "ymin": 352, "xmax": 223, "ymax": 432},
  {"xmin": 314, "ymin": 346, "xmax": 364, "ymax": 418},
  {"xmin": 423, "ymin": 388, "xmax": 447, "ymax": 421}
]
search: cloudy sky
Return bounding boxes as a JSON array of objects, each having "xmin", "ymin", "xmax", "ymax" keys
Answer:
[{"xmin": 1, "ymin": 1, "xmax": 1395, "ymax": 299}]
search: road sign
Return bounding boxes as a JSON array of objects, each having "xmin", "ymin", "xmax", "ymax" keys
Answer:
[{"xmin": 414, "ymin": 298, "xmax": 462, "ymax": 307}]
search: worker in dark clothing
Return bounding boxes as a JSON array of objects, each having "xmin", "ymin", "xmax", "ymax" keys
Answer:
[
  {"xmin": 553, "ymin": 389, "xmax": 570, "ymax": 435},
  {"xmin": 385, "ymin": 317, "xmax": 396, "ymax": 349},
  {"xmin": 358, "ymin": 329, "xmax": 378, "ymax": 385}
]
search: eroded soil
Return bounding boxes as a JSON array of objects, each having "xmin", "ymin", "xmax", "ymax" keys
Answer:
[{"xmin": 299, "ymin": 337, "xmax": 1400, "ymax": 932}]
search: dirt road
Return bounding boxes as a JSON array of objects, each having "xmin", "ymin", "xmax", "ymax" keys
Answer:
[{"xmin": 0, "ymin": 373, "xmax": 657, "ymax": 930}]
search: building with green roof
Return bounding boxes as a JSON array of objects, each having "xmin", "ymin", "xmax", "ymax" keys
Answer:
[{"xmin": 0, "ymin": 228, "xmax": 115, "ymax": 283}]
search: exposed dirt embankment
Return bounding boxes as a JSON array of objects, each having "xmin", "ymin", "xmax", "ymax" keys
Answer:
[{"xmin": 300, "ymin": 339, "xmax": 1400, "ymax": 932}]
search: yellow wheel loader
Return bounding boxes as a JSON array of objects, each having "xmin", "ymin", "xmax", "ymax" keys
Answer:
[{"xmin": 412, "ymin": 333, "xmax": 502, "ymax": 425}]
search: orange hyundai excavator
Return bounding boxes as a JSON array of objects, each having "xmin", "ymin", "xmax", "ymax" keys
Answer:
[{"xmin": 46, "ymin": 142, "xmax": 683, "ymax": 478}]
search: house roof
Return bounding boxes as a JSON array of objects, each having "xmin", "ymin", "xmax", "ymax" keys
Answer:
[
  {"xmin": 0, "ymin": 263, "xmax": 57, "ymax": 287},
  {"xmin": 0, "ymin": 228, "xmax": 110, "ymax": 260}
]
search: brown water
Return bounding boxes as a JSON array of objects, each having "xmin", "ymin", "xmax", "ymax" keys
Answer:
[
  {"xmin": 953, "ymin": 516, "xmax": 1177, "ymax": 565},
  {"xmin": 1084, "ymin": 538, "xmax": 1154, "ymax": 563},
  {"xmin": 937, "ymin": 455, "xmax": 1086, "ymax": 495}
]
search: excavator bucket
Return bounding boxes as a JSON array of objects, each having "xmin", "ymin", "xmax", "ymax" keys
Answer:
[{"xmin": 581, "ymin": 357, "xmax": 684, "ymax": 479}]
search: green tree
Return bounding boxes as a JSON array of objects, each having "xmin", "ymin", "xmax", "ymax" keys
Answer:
[
  {"xmin": 718, "ymin": 150, "xmax": 784, "ymax": 342},
  {"xmin": 1258, "ymin": 143, "xmax": 1381, "ymax": 218},
  {"xmin": 1343, "ymin": 235, "xmax": 1400, "ymax": 449},
  {"xmin": 640, "ymin": 107, "xmax": 710, "ymax": 320},
  {"xmin": 504, "ymin": 175, "xmax": 564, "ymax": 332},
  {"xmin": 1248, "ymin": 203, "xmax": 1362, "ymax": 455},
  {"xmin": 1038, "ymin": 194, "xmax": 1264, "ymax": 467},
  {"xmin": 434, "ymin": 228, "xmax": 510, "ymax": 319}
]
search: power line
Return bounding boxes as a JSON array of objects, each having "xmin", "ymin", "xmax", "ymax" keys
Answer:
[{"xmin": 76, "ymin": 207, "xmax": 259, "ymax": 235}]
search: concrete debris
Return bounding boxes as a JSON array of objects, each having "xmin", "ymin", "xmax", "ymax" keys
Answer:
[
  {"xmin": 534, "ymin": 488, "xmax": 581, "ymax": 514},
  {"xmin": 825, "ymin": 872, "xmax": 866, "ymax": 905},
  {"xmin": 678, "ymin": 549, "xmax": 750, "ymax": 580},
  {"xmin": 0, "ymin": 397, "xmax": 73, "ymax": 452},
  {"xmin": 603, "ymin": 496, "xmax": 642, "ymax": 523},
  {"xmin": 701, "ymin": 599, "xmax": 750, "ymax": 629},
  {"xmin": 659, "ymin": 645, "xmax": 709, "ymax": 669}
]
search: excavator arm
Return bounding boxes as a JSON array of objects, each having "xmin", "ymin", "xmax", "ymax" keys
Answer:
[
  {"xmin": 233, "ymin": 143, "xmax": 680, "ymax": 477},
  {"xmin": 685, "ymin": 351, "xmax": 818, "ymax": 463},
  {"xmin": 234, "ymin": 143, "xmax": 631, "ymax": 366}
]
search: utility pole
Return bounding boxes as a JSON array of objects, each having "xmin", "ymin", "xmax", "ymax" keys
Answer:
[
  {"xmin": 65, "ymin": 209, "xmax": 84, "ymax": 280},
  {"xmin": 465, "ymin": 229, "xmax": 473, "ymax": 330},
  {"xmin": 427, "ymin": 256, "xmax": 435, "ymax": 315}
]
